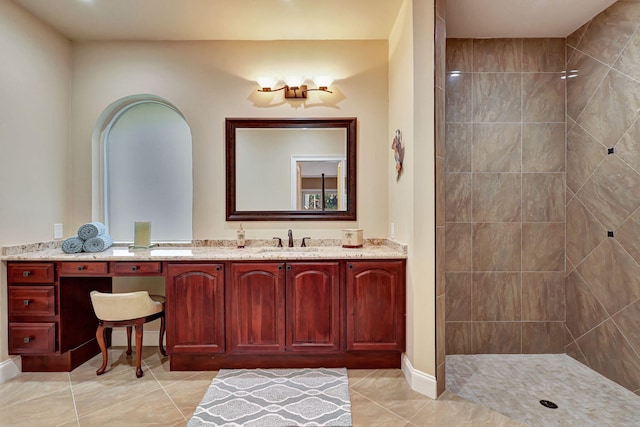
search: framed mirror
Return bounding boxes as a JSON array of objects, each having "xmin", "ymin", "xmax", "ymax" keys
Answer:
[{"xmin": 226, "ymin": 117, "xmax": 357, "ymax": 221}]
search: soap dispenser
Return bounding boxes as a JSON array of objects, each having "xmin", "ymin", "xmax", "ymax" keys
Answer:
[{"xmin": 236, "ymin": 223, "xmax": 246, "ymax": 248}]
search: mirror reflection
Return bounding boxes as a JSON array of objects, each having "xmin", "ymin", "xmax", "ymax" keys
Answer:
[{"xmin": 226, "ymin": 118, "xmax": 357, "ymax": 221}]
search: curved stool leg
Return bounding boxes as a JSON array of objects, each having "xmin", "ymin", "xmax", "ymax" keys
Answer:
[
  {"xmin": 126, "ymin": 326, "xmax": 133, "ymax": 356},
  {"xmin": 96, "ymin": 324, "xmax": 108, "ymax": 375},
  {"xmin": 135, "ymin": 324, "xmax": 144, "ymax": 378},
  {"xmin": 159, "ymin": 313, "xmax": 167, "ymax": 357}
]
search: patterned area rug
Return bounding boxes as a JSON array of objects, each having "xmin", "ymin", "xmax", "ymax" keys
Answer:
[{"xmin": 188, "ymin": 367, "xmax": 352, "ymax": 426}]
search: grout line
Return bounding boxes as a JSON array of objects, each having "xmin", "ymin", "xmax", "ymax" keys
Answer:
[
  {"xmin": 67, "ymin": 372, "xmax": 81, "ymax": 427},
  {"xmin": 348, "ymin": 389, "xmax": 417, "ymax": 425}
]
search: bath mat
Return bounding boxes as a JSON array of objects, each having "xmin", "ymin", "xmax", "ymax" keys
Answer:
[{"xmin": 188, "ymin": 368, "xmax": 352, "ymax": 427}]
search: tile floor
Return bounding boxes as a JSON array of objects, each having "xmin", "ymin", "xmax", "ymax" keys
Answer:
[
  {"xmin": 0, "ymin": 347, "xmax": 523, "ymax": 427},
  {"xmin": 447, "ymin": 354, "xmax": 640, "ymax": 427}
]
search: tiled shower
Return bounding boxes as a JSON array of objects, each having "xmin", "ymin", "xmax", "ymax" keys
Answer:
[{"xmin": 443, "ymin": 0, "xmax": 640, "ymax": 396}]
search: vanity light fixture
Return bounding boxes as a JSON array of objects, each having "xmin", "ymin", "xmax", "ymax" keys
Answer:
[{"xmin": 256, "ymin": 76, "xmax": 334, "ymax": 99}]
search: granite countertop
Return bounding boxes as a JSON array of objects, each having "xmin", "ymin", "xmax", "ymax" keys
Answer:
[{"xmin": 1, "ymin": 239, "xmax": 407, "ymax": 261}]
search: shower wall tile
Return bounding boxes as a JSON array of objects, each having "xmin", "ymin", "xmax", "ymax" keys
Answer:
[
  {"xmin": 472, "ymin": 223, "xmax": 521, "ymax": 271},
  {"xmin": 567, "ymin": 21, "xmax": 590, "ymax": 49},
  {"xmin": 566, "ymin": 124, "xmax": 606, "ymax": 193},
  {"xmin": 522, "ymin": 73, "xmax": 566, "ymax": 122},
  {"xmin": 577, "ymin": 155, "xmax": 640, "ymax": 230},
  {"xmin": 577, "ymin": 69, "xmax": 640, "ymax": 148},
  {"xmin": 577, "ymin": 319, "xmax": 640, "ymax": 392},
  {"xmin": 446, "ymin": 38, "xmax": 472, "ymax": 72},
  {"xmin": 436, "ymin": 157, "xmax": 445, "ymax": 226},
  {"xmin": 445, "ymin": 223, "xmax": 472, "ymax": 271},
  {"xmin": 522, "ymin": 123, "xmax": 565, "ymax": 172},
  {"xmin": 565, "ymin": 270, "xmax": 608, "ymax": 339},
  {"xmin": 446, "ymin": 322, "xmax": 472, "ymax": 354},
  {"xmin": 436, "ymin": 87, "xmax": 446, "ymax": 157},
  {"xmin": 437, "ymin": 294, "xmax": 446, "ymax": 368},
  {"xmin": 522, "ymin": 173, "xmax": 565, "ymax": 222},
  {"xmin": 472, "ymin": 123, "xmax": 521, "ymax": 172},
  {"xmin": 435, "ymin": 17, "xmax": 446, "ymax": 90},
  {"xmin": 436, "ymin": 226, "xmax": 445, "ymax": 297},
  {"xmin": 472, "ymin": 272, "xmax": 521, "ymax": 321},
  {"xmin": 615, "ymin": 29, "xmax": 640, "ymax": 81},
  {"xmin": 565, "ymin": 197, "xmax": 606, "ymax": 266},
  {"xmin": 616, "ymin": 210, "xmax": 640, "ymax": 264},
  {"xmin": 522, "ymin": 322, "xmax": 565, "ymax": 353},
  {"xmin": 473, "ymin": 73, "xmax": 521, "ymax": 123},
  {"xmin": 576, "ymin": 238, "xmax": 640, "ymax": 315},
  {"xmin": 522, "ymin": 223, "xmax": 565, "ymax": 271},
  {"xmin": 612, "ymin": 300, "xmax": 640, "ymax": 356},
  {"xmin": 522, "ymin": 272, "xmax": 565, "ymax": 321},
  {"xmin": 615, "ymin": 118, "xmax": 640, "ymax": 173},
  {"xmin": 472, "ymin": 173, "xmax": 521, "ymax": 222},
  {"xmin": 445, "ymin": 123, "xmax": 471, "ymax": 172},
  {"xmin": 565, "ymin": 339, "xmax": 589, "ymax": 366},
  {"xmin": 445, "ymin": 173, "xmax": 471, "ymax": 222},
  {"xmin": 566, "ymin": 48, "xmax": 609, "ymax": 121},
  {"xmin": 472, "ymin": 39, "xmax": 522, "ymax": 72},
  {"xmin": 576, "ymin": 0, "xmax": 640, "ymax": 66},
  {"xmin": 446, "ymin": 73, "xmax": 472, "ymax": 122},
  {"xmin": 445, "ymin": 273, "xmax": 471, "ymax": 321},
  {"xmin": 522, "ymin": 38, "xmax": 566, "ymax": 72},
  {"xmin": 472, "ymin": 322, "xmax": 521, "ymax": 354}
]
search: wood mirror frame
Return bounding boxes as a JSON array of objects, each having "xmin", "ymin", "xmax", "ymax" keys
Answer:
[{"xmin": 226, "ymin": 117, "xmax": 357, "ymax": 221}]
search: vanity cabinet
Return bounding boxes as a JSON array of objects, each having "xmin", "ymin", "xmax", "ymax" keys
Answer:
[
  {"xmin": 227, "ymin": 261, "xmax": 340, "ymax": 354},
  {"xmin": 166, "ymin": 263, "xmax": 225, "ymax": 354},
  {"xmin": 346, "ymin": 260, "xmax": 405, "ymax": 352}
]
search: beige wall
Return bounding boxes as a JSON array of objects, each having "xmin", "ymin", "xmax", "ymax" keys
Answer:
[
  {"xmin": 0, "ymin": 0, "xmax": 71, "ymax": 363},
  {"xmin": 69, "ymin": 40, "xmax": 389, "ymax": 241}
]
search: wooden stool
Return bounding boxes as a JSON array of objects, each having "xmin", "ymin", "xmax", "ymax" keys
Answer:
[{"xmin": 90, "ymin": 291, "xmax": 167, "ymax": 378}]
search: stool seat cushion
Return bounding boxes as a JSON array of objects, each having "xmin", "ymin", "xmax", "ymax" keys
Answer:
[{"xmin": 90, "ymin": 290, "xmax": 163, "ymax": 321}]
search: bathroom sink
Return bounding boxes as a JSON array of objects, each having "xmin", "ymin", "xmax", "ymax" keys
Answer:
[{"xmin": 258, "ymin": 247, "xmax": 320, "ymax": 253}]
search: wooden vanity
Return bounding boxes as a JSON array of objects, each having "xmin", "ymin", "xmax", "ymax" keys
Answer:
[{"xmin": 5, "ymin": 245, "xmax": 406, "ymax": 372}]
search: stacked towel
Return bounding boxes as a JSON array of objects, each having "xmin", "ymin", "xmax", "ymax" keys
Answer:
[
  {"xmin": 61, "ymin": 222, "xmax": 113, "ymax": 254},
  {"xmin": 61, "ymin": 237, "xmax": 84, "ymax": 254},
  {"xmin": 77, "ymin": 222, "xmax": 107, "ymax": 240},
  {"xmin": 83, "ymin": 234, "xmax": 114, "ymax": 253}
]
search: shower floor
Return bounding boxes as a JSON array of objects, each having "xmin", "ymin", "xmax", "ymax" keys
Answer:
[{"xmin": 446, "ymin": 354, "xmax": 640, "ymax": 427}]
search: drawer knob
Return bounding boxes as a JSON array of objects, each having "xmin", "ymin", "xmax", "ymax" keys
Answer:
[
  {"xmin": 131, "ymin": 266, "xmax": 138, "ymax": 271},
  {"xmin": 23, "ymin": 299, "xmax": 30, "ymax": 306},
  {"xmin": 23, "ymin": 337, "xmax": 32, "ymax": 344},
  {"xmin": 77, "ymin": 266, "xmax": 85, "ymax": 271},
  {"xmin": 22, "ymin": 271, "xmax": 31, "ymax": 277}
]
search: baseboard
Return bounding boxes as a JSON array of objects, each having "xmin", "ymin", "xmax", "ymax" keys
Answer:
[
  {"xmin": 401, "ymin": 354, "xmax": 437, "ymax": 399},
  {"xmin": 111, "ymin": 329, "xmax": 165, "ymax": 347},
  {"xmin": 0, "ymin": 356, "xmax": 21, "ymax": 384}
]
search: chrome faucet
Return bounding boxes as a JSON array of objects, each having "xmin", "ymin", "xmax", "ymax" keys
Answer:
[{"xmin": 288, "ymin": 229, "xmax": 294, "ymax": 247}]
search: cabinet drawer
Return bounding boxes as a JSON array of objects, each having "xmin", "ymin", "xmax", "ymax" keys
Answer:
[
  {"xmin": 9, "ymin": 286, "xmax": 56, "ymax": 317},
  {"xmin": 58, "ymin": 262, "xmax": 109, "ymax": 276},
  {"xmin": 112, "ymin": 262, "xmax": 162, "ymax": 275},
  {"xmin": 9, "ymin": 322, "xmax": 56, "ymax": 354},
  {"xmin": 8, "ymin": 263, "xmax": 54, "ymax": 283}
]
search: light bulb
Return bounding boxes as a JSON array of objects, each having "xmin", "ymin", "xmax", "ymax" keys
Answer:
[
  {"xmin": 312, "ymin": 76, "xmax": 334, "ymax": 90},
  {"xmin": 284, "ymin": 76, "xmax": 305, "ymax": 88},
  {"xmin": 256, "ymin": 76, "xmax": 278, "ymax": 90}
]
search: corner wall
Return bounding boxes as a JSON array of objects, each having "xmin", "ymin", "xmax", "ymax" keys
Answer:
[{"xmin": 565, "ymin": 0, "xmax": 640, "ymax": 394}]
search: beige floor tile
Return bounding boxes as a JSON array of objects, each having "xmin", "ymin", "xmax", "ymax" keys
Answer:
[
  {"xmin": 350, "ymin": 390, "xmax": 411, "ymax": 426},
  {"xmin": 161, "ymin": 371, "xmax": 218, "ymax": 419},
  {"xmin": 347, "ymin": 368, "xmax": 377, "ymax": 388},
  {"xmin": 0, "ymin": 372, "xmax": 71, "ymax": 407},
  {"xmin": 76, "ymin": 388, "xmax": 185, "ymax": 426},
  {"xmin": 350, "ymin": 369, "xmax": 431, "ymax": 420},
  {"xmin": 1, "ymin": 388, "xmax": 78, "ymax": 427}
]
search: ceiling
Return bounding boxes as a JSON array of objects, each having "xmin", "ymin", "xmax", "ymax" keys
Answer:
[{"xmin": 11, "ymin": 0, "xmax": 619, "ymax": 41}]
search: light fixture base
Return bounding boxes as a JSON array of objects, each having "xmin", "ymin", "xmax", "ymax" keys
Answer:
[{"xmin": 284, "ymin": 85, "xmax": 308, "ymax": 99}]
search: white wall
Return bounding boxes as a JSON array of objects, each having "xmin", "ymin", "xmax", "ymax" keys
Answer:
[
  {"xmin": 0, "ymin": 0, "xmax": 71, "ymax": 363},
  {"xmin": 69, "ymin": 40, "xmax": 389, "ymax": 240}
]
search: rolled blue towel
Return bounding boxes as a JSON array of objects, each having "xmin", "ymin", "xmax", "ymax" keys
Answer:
[
  {"xmin": 77, "ymin": 222, "xmax": 107, "ymax": 240},
  {"xmin": 62, "ymin": 237, "xmax": 84, "ymax": 254},
  {"xmin": 83, "ymin": 234, "xmax": 113, "ymax": 253}
]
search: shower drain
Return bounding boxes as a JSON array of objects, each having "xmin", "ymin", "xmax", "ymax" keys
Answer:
[{"xmin": 540, "ymin": 400, "xmax": 558, "ymax": 409}]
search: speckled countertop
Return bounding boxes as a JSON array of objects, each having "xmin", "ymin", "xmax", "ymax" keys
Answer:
[{"xmin": 1, "ymin": 239, "xmax": 407, "ymax": 261}]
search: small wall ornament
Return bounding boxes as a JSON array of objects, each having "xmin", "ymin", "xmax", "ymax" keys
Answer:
[{"xmin": 392, "ymin": 129, "xmax": 404, "ymax": 181}]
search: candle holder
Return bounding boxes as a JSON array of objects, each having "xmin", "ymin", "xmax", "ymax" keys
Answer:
[{"xmin": 128, "ymin": 221, "xmax": 158, "ymax": 250}]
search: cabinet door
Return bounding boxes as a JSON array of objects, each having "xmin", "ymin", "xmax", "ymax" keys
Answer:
[
  {"xmin": 286, "ymin": 262, "xmax": 340, "ymax": 352},
  {"xmin": 166, "ymin": 264, "xmax": 224, "ymax": 354},
  {"xmin": 346, "ymin": 260, "xmax": 405, "ymax": 351},
  {"xmin": 228, "ymin": 263, "xmax": 285, "ymax": 353}
]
